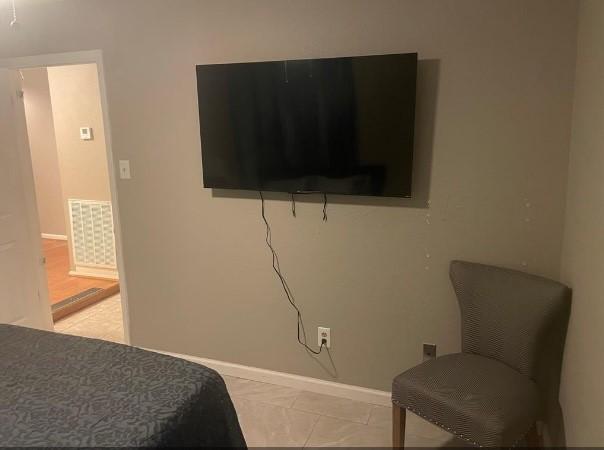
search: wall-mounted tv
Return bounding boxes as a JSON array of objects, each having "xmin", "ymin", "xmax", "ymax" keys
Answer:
[{"xmin": 196, "ymin": 53, "xmax": 417, "ymax": 198}]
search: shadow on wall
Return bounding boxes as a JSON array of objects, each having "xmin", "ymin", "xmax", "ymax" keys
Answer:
[{"xmin": 211, "ymin": 59, "xmax": 441, "ymax": 209}]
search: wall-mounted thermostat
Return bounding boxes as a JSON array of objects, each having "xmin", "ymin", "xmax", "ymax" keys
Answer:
[{"xmin": 80, "ymin": 127, "xmax": 93, "ymax": 140}]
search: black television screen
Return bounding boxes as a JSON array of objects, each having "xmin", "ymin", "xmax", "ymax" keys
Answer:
[{"xmin": 196, "ymin": 53, "xmax": 417, "ymax": 197}]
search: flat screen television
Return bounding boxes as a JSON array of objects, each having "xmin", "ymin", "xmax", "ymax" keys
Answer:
[{"xmin": 196, "ymin": 52, "xmax": 417, "ymax": 197}]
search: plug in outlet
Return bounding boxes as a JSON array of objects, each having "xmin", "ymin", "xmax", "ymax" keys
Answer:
[
  {"xmin": 318, "ymin": 327, "xmax": 331, "ymax": 348},
  {"xmin": 423, "ymin": 343, "xmax": 437, "ymax": 361}
]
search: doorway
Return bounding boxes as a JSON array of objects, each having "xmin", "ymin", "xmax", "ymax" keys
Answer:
[
  {"xmin": 21, "ymin": 64, "xmax": 121, "ymax": 325},
  {"xmin": 1, "ymin": 51, "xmax": 130, "ymax": 344}
]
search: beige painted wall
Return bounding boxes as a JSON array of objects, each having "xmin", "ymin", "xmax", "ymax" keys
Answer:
[
  {"xmin": 559, "ymin": 0, "xmax": 604, "ymax": 445},
  {"xmin": 21, "ymin": 67, "xmax": 65, "ymax": 237},
  {"xmin": 0, "ymin": 0, "xmax": 578, "ymax": 392},
  {"xmin": 46, "ymin": 63, "xmax": 112, "ymax": 270},
  {"xmin": 47, "ymin": 64, "xmax": 111, "ymax": 203}
]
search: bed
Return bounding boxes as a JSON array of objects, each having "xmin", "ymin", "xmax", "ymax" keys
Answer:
[{"xmin": 0, "ymin": 324, "xmax": 246, "ymax": 447}]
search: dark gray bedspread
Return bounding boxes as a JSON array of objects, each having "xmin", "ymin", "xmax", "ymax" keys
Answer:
[{"xmin": 0, "ymin": 324, "xmax": 246, "ymax": 447}]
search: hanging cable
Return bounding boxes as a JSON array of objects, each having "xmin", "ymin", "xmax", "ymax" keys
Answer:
[
  {"xmin": 283, "ymin": 61, "xmax": 289, "ymax": 83},
  {"xmin": 322, "ymin": 193, "xmax": 328, "ymax": 221},
  {"xmin": 291, "ymin": 193, "xmax": 296, "ymax": 217},
  {"xmin": 9, "ymin": 0, "xmax": 18, "ymax": 27},
  {"xmin": 259, "ymin": 191, "xmax": 325, "ymax": 355}
]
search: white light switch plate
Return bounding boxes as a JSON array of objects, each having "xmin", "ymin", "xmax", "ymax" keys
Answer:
[{"xmin": 119, "ymin": 160, "xmax": 131, "ymax": 179}]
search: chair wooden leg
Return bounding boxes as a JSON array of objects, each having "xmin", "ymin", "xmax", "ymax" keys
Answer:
[
  {"xmin": 392, "ymin": 404, "xmax": 406, "ymax": 448},
  {"xmin": 525, "ymin": 422, "xmax": 543, "ymax": 447}
]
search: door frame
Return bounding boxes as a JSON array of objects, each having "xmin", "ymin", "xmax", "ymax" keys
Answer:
[
  {"xmin": 0, "ymin": 50, "xmax": 131, "ymax": 343},
  {"xmin": 0, "ymin": 69, "xmax": 53, "ymax": 330}
]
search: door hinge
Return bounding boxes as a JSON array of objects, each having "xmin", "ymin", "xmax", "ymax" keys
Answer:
[{"xmin": 41, "ymin": 256, "xmax": 46, "ymax": 265}]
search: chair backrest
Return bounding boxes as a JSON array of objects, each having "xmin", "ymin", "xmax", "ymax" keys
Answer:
[{"xmin": 449, "ymin": 260, "xmax": 571, "ymax": 401}]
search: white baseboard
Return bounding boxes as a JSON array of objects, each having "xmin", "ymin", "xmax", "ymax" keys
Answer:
[
  {"xmin": 41, "ymin": 233, "xmax": 67, "ymax": 241},
  {"xmin": 147, "ymin": 348, "xmax": 392, "ymax": 407}
]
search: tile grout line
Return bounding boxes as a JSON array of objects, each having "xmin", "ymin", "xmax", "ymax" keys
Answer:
[
  {"xmin": 366, "ymin": 404, "xmax": 381, "ymax": 426},
  {"xmin": 229, "ymin": 392, "xmax": 384, "ymax": 447},
  {"xmin": 301, "ymin": 412, "xmax": 322, "ymax": 448},
  {"xmin": 229, "ymin": 394, "xmax": 299, "ymax": 411},
  {"xmin": 228, "ymin": 382, "xmax": 380, "ymax": 427},
  {"xmin": 289, "ymin": 402, "xmax": 374, "ymax": 426}
]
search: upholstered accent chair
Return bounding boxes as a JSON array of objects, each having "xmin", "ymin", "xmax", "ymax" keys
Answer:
[{"xmin": 392, "ymin": 261, "xmax": 571, "ymax": 447}]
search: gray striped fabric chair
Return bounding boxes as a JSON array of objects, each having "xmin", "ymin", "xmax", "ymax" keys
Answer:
[{"xmin": 392, "ymin": 260, "xmax": 571, "ymax": 447}]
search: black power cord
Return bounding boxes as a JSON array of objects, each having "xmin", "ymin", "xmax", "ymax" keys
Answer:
[
  {"xmin": 259, "ymin": 191, "xmax": 326, "ymax": 355},
  {"xmin": 288, "ymin": 192, "xmax": 328, "ymax": 220}
]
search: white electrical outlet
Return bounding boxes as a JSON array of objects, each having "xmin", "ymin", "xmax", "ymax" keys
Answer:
[
  {"xmin": 423, "ymin": 343, "xmax": 437, "ymax": 361},
  {"xmin": 318, "ymin": 327, "xmax": 331, "ymax": 348}
]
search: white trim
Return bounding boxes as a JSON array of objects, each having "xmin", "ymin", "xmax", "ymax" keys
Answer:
[
  {"xmin": 0, "ymin": 50, "xmax": 131, "ymax": 344},
  {"xmin": 146, "ymin": 348, "xmax": 392, "ymax": 407},
  {"xmin": 3, "ymin": 70, "xmax": 53, "ymax": 330},
  {"xmin": 41, "ymin": 233, "xmax": 67, "ymax": 241},
  {"xmin": 69, "ymin": 268, "xmax": 119, "ymax": 281},
  {"xmin": 0, "ymin": 50, "xmax": 102, "ymax": 70},
  {"xmin": 94, "ymin": 53, "xmax": 131, "ymax": 345}
]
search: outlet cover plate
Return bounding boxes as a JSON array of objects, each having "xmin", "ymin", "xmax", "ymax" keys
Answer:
[
  {"xmin": 318, "ymin": 327, "xmax": 331, "ymax": 348},
  {"xmin": 423, "ymin": 343, "xmax": 437, "ymax": 361}
]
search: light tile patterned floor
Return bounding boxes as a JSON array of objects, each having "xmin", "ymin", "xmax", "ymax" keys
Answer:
[
  {"xmin": 53, "ymin": 295, "xmax": 464, "ymax": 447},
  {"xmin": 53, "ymin": 293, "xmax": 125, "ymax": 343}
]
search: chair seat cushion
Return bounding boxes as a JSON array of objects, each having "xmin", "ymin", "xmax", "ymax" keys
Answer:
[{"xmin": 392, "ymin": 353, "xmax": 539, "ymax": 447}]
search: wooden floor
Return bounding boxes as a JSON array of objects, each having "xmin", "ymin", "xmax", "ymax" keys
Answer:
[{"xmin": 42, "ymin": 239, "xmax": 119, "ymax": 309}]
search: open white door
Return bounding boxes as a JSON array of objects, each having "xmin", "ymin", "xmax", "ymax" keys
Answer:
[{"xmin": 0, "ymin": 68, "xmax": 52, "ymax": 330}]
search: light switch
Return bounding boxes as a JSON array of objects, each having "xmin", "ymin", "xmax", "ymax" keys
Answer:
[
  {"xmin": 119, "ymin": 160, "xmax": 131, "ymax": 179},
  {"xmin": 80, "ymin": 127, "xmax": 93, "ymax": 140}
]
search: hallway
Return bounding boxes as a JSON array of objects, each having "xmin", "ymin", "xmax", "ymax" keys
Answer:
[{"xmin": 42, "ymin": 238, "xmax": 119, "ymax": 319}]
